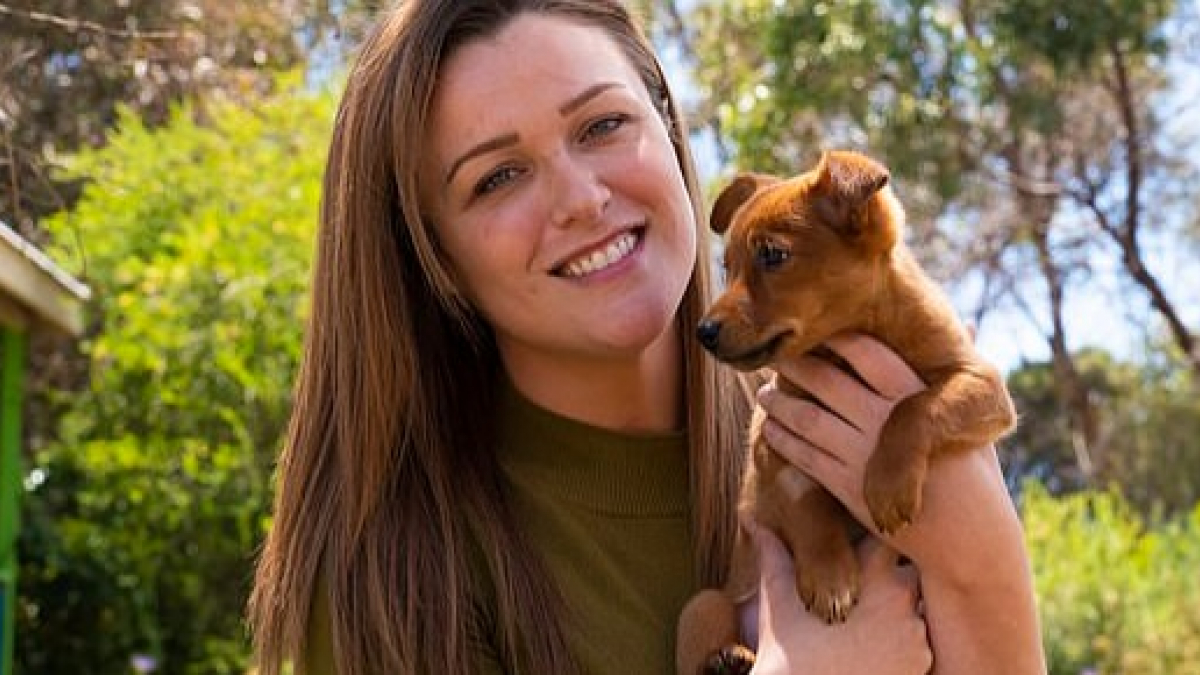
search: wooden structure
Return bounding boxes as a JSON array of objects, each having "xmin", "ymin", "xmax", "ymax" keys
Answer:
[{"xmin": 0, "ymin": 224, "xmax": 90, "ymax": 674}]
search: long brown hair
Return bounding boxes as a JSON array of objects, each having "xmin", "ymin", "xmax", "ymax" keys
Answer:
[{"xmin": 248, "ymin": 1, "xmax": 750, "ymax": 673}]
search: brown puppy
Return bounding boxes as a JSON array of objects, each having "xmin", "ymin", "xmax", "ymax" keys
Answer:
[{"xmin": 675, "ymin": 150, "xmax": 1017, "ymax": 675}]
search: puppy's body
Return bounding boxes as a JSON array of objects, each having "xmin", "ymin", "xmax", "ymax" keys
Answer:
[{"xmin": 676, "ymin": 151, "xmax": 1016, "ymax": 675}]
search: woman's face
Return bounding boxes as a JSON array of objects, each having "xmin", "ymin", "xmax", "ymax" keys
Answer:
[{"xmin": 422, "ymin": 13, "xmax": 697, "ymax": 378}]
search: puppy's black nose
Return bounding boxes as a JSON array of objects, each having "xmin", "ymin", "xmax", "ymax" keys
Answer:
[{"xmin": 696, "ymin": 320, "xmax": 722, "ymax": 351}]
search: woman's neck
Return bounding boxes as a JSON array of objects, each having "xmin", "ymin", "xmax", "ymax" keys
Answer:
[{"xmin": 499, "ymin": 330, "xmax": 685, "ymax": 434}]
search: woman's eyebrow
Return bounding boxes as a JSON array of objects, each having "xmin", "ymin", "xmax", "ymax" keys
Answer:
[
  {"xmin": 444, "ymin": 132, "xmax": 519, "ymax": 187},
  {"xmin": 558, "ymin": 82, "xmax": 624, "ymax": 116}
]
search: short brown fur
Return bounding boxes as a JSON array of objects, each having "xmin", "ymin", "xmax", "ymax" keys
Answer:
[{"xmin": 676, "ymin": 150, "xmax": 1017, "ymax": 675}]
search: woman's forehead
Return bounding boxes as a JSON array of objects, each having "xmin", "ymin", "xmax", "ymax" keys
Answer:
[{"xmin": 430, "ymin": 14, "xmax": 646, "ymax": 123}]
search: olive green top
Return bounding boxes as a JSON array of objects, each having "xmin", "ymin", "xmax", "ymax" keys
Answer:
[{"xmin": 305, "ymin": 382, "xmax": 696, "ymax": 673}]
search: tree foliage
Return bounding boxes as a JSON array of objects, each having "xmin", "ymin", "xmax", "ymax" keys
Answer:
[
  {"xmin": 18, "ymin": 78, "xmax": 332, "ymax": 674},
  {"xmin": 1006, "ymin": 347, "xmax": 1200, "ymax": 513},
  {"xmin": 1, "ymin": 0, "xmax": 315, "ymax": 235}
]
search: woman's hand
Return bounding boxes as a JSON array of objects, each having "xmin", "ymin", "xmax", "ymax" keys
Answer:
[
  {"xmin": 754, "ymin": 333, "xmax": 1046, "ymax": 674},
  {"xmin": 745, "ymin": 524, "xmax": 932, "ymax": 675}
]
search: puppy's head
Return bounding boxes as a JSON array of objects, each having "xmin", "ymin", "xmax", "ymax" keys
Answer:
[{"xmin": 697, "ymin": 150, "xmax": 905, "ymax": 370}]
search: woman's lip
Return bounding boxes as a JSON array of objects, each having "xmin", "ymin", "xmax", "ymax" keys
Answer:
[{"xmin": 551, "ymin": 223, "xmax": 646, "ymax": 275}]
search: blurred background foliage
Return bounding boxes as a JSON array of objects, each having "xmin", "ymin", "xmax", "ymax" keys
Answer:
[
  {"xmin": 4, "ymin": 0, "xmax": 1199, "ymax": 673},
  {"xmin": 1024, "ymin": 483, "xmax": 1200, "ymax": 675},
  {"xmin": 20, "ymin": 80, "xmax": 330, "ymax": 674}
]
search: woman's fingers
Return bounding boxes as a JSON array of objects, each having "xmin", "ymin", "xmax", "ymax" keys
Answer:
[
  {"xmin": 755, "ymin": 334, "xmax": 931, "ymax": 519},
  {"xmin": 757, "ymin": 384, "xmax": 868, "ymax": 465},
  {"xmin": 760, "ymin": 419, "xmax": 857, "ymax": 499},
  {"xmin": 822, "ymin": 334, "xmax": 925, "ymax": 402},
  {"xmin": 758, "ymin": 334, "xmax": 923, "ymax": 466},
  {"xmin": 772, "ymin": 353, "xmax": 891, "ymax": 432},
  {"xmin": 749, "ymin": 524, "xmax": 934, "ymax": 675}
]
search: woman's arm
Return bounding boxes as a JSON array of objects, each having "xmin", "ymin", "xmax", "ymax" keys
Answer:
[
  {"xmin": 755, "ymin": 333, "xmax": 1046, "ymax": 675},
  {"xmin": 899, "ymin": 447, "xmax": 1044, "ymax": 674}
]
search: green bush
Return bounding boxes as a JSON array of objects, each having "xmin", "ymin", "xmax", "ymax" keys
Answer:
[
  {"xmin": 18, "ymin": 75, "xmax": 332, "ymax": 675},
  {"xmin": 1024, "ymin": 482, "xmax": 1200, "ymax": 674}
]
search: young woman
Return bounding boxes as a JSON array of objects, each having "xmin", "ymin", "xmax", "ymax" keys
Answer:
[{"xmin": 248, "ymin": 1, "xmax": 1046, "ymax": 674}]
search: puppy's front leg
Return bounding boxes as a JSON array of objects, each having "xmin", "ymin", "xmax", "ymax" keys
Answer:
[
  {"xmin": 930, "ymin": 362, "xmax": 1017, "ymax": 452},
  {"xmin": 863, "ymin": 396, "xmax": 933, "ymax": 535},
  {"xmin": 761, "ymin": 463, "xmax": 860, "ymax": 623},
  {"xmin": 864, "ymin": 364, "xmax": 1014, "ymax": 533}
]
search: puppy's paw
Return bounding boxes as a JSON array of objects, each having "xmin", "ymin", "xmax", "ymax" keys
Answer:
[
  {"xmin": 702, "ymin": 644, "xmax": 756, "ymax": 675},
  {"xmin": 796, "ymin": 563, "xmax": 859, "ymax": 624},
  {"xmin": 864, "ymin": 458, "xmax": 923, "ymax": 535}
]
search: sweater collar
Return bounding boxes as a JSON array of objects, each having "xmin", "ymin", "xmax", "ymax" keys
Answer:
[{"xmin": 496, "ymin": 379, "xmax": 690, "ymax": 516}]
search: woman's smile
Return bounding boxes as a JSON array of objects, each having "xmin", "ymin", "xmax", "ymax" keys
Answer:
[{"xmin": 556, "ymin": 226, "xmax": 644, "ymax": 280}]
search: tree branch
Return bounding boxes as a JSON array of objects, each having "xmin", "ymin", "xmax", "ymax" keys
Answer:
[
  {"xmin": 0, "ymin": 3, "xmax": 181, "ymax": 41},
  {"xmin": 1105, "ymin": 37, "xmax": 1199, "ymax": 375},
  {"xmin": 3, "ymin": 126, "xmax": 21, "ymax": 226}
]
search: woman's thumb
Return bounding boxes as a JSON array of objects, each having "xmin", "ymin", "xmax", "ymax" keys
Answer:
[{"xmin": 753, "ymin": 524, "xmax": 796, "ymax": 604}]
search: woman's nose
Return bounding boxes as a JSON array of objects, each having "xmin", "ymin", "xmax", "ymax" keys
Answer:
[{"xmin": 549, "ymin": 154, "xmax": 611, "ymax": 228}]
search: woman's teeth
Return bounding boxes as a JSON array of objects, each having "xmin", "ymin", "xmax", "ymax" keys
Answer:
[{"xmin": 562, "ymin": 231, "xmax": 638, "ymax": 278}]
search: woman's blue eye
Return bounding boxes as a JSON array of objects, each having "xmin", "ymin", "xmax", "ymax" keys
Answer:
[
  {"xmin": 582, "ymin": 114, "xmax": 630, "ymax": 142},
  {"xmin": 474, "ymin": 166, "xmax": 522, "ymax": 196}
]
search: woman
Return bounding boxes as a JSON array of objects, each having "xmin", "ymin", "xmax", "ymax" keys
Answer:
[{"xmin": 248, "ymin": 1, "xmax": 1045, "ymax": 674}]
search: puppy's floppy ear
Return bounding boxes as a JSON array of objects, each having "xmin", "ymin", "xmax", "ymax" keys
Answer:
[
  {"xmin": 812, "ymin": 150, "xmax": 898, "ymax": 251},
  {"xmin": 710, "ymin": 172, "xmax": 778, "ymax": 235}
]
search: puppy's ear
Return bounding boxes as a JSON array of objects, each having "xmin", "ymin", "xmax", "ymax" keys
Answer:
[
  {"xmin": 710, "ymin": 172, "xmax": 778, "ymax": 235},
  {"xmin": 816, "ymin": 150, "xmax": 890, "ymax": 206},
  {"xmin": 812, "ymin": 150, "xmax": 898, "ymax": 251}
]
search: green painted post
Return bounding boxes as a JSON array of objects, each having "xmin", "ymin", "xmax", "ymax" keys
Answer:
[{"xmin": 0, "ymin": 326, "xmax": 27, "ymax": 675}]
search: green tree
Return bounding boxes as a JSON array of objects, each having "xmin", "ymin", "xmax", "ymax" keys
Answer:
[
  {"xmin": 1084, "ymin": 343, "xmax": 1200, "ymax": 514},
  {"xmin": 1, "ymin": 0, "xmax": 298, "ymax": 235},
  {"xmin": 0, "ymin": 0, "xmax": 383, "ymax": 233},
  {"xmin": 1006, "ymin": 347, "xmax": 1200, "ymax": 514},
  {"xmin": 17, "ymin": 77, "xmax": 332, "ymax": 674}
]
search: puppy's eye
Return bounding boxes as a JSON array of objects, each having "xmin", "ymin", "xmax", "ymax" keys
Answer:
[{"xmin": 755, "ymin": 241, "xmax": 790, "ymax": 270}]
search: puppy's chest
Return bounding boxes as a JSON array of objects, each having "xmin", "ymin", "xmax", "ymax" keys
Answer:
[{"xmin": 745, "ymin": 404, "xmax": 816, "ymax": 507}]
